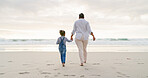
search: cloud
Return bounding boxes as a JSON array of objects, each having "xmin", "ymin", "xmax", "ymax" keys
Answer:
[
  {"xmin": 80, "ymin": 0, "xmax": 148, "ymax": 22},
  {"xmin": 82, "ymin": 0, "xmax": 148, "ymax": 14},
  {"xmin": 0, "ymin": 0, "xmax": 61, "ymax": 14},
  {"xmin": 0, "ymin": 0, "xmax": 148, "ymax": 39},
  {"xmin": 0, "ymin": 0, "xmax": 148, "ymax": 29},
  {"xmin": 1, "ymin": 0, "xmax": 148, "ymax": 16}
]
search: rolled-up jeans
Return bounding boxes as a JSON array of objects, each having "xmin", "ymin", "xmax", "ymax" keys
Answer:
[
  {"xmin": 59, "ymin": 46, "xmax": 66, "ymax": 63},
  {"xmin": 75, "ymin": 36, "xmax": 88, "ymax": 63}
]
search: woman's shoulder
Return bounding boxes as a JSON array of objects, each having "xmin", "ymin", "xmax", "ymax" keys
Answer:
[{"xmin": 76, "ymin": 19, "xmax": 88, "ymax": 23}]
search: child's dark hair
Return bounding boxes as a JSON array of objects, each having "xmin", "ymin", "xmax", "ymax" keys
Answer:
[{"xmin": 59, "ymin": 30, "xmax": 65, "ymax": 36}]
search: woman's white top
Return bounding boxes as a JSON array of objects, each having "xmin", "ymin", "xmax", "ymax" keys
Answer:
[{"xmin": 72, "ymin": 19, "xmax": 92, "ymax": 40}]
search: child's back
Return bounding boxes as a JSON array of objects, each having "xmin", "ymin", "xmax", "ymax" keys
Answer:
[{"xmin": 56, "ymin": 30, "xmax": 72, "ymax": 67}]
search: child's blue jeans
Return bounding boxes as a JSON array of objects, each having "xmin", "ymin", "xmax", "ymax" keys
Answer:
[{"xmin": 59, "ymin": 47, "xmax": 66, "ymax": 63}]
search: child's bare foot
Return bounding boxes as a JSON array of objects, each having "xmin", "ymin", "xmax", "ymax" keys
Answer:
[
  {"xmin": 62, "ymin": 63, "xmax": 65, "ymax": 67},
  {"xmin": 80, "ymin": 63, "xmax": 83, "ymax": 66}
]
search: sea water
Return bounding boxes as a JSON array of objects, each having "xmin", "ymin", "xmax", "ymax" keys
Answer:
[{"xmin": 0, "ymin": 38, "xmax": 148, "ymax": 52}]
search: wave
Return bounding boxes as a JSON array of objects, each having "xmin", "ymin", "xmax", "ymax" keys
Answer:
[{"xmin": 0, "ymin": 38, "xmax": 148, "ymax": 45}]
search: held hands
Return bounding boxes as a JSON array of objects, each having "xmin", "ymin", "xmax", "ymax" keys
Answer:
[
  {"xmin": 70, "ymin": 34, "xmax": 73, "ymax": 41},
  {"xmin": 70, "ymin": 37, "xmax": 73, "ymax": 41}
]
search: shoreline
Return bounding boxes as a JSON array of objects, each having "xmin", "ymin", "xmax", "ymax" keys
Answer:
[{"xmin": 0, "ymin": 45, "xmax": 148, "ymax": 52}]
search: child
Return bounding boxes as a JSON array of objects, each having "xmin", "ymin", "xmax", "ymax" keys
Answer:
[{"xmin": 56, "ymin": 30, "xmax": 72, "ymax": 67}]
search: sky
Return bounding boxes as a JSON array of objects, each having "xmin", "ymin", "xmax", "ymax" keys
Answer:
[{"xmin": 0, "ymin": 0, "xmax": 148, "ymax": 39}]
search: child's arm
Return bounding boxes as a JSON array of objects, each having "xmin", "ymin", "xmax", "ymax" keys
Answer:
[
  {"xmin": 66, "ymin": 38, "xmax": 72, "ymax": 42},
  {"xmin": 56, "ymin": 38, "xmax": 60, "ymax": 44}
]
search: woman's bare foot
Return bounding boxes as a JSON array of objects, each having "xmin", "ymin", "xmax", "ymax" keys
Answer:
[{"xmin": 80, "ymin": 63, "xmax": 83, "ymax": 66}]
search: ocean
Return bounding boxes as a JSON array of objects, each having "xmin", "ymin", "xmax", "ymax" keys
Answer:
[{"xmin": 0, "ymin": 38, "xmax": 148, "ymax": 52}]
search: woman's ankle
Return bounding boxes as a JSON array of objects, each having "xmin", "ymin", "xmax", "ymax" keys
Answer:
[{"xmin": 80, "ymin": 63, "xmax": 83, "ymax": 66}]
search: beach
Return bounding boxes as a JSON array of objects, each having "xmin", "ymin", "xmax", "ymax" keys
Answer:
[
  {"xmin": 0, "ymin": 52, "xmax": 148, "ymax": 78},
  {"xmin": 0, "ymin": 0, "xmax": 148, "ymax": 78}
]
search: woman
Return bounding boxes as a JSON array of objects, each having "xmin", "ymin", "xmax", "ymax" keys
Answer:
[{"xmin": 71, "ymin": 13, "xmax": 95, "ymax": 66}]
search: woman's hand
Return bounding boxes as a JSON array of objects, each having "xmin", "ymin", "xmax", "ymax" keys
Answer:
[
  {"xmin": 93, "ymin": 36, "xmax": 95, "ymax": 41},
  {"xmin": 91, "ymin": 32, "xmax": 95, "ymax": 41},
  {"xmin": 71, "ymin": 37, "xmax": 73, "ymax": 41},
  {"xmin": 71, "ymin": 34, "xmax": 73, "ymax": 41}
]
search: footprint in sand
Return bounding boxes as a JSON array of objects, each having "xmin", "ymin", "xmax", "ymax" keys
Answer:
[
  {"xmin": 0, "ymin": 73, "xmax": 5, "ymax": 75},
  {"xmin": 126, "ymin": 75, "xmax": 131, "ymax": 78},
  {"xmin": 90, "ymin": 74, "xmax": 101, "ymax": 77},
  {"xmin": 45, "ymin": 75, "xmax": 50, "ymax": 78},
  {"xmin": 22, "ymin": 64, "xmax": 29, "ymax": 66},
  {"xmin": 19, "ymin": 71, "xmax": 30, "ymax": 74},
  {"xmin": 8, "ymin": 61, "xmax": 13, "ymax": 62},
  {"xmin": 137, "ymin": 63, "xmax": 144, "ymax": 64},
  {"xmin": 117, "ymin": 75, "xmax": 123, "ymax": 77},
  {"xmin": 54, "ymin": 75, "xmax": 58, "ymax": 77},
  {"xmin": 117, "ymin": 72, "xmax": 130, "ymax": 77},
  {"xmin": 127, "ymin": 58, "xmax": 131, "ymax": 60},
  {"xmin": 117, "ymin": 72, "xmax": 124, "ymax": 75},
  {"xmin": 85, "ymin": 68, "xmax": 89, "ymax": 70},
  {"xmin": 53, "ymin": 69, "xmax": 59, "ymax": 70},
  {"xmin": 57, "ymin": 72, "xmax": 61, "ymax": 74},
  {"xmin": 117, "ymin": 72, "xmax": 121, "ymax": 74},
  {"xmin": 64, "ymin": 75, "xmax": 68, "ymax": 76},
  {"xmin": 80, "ymin": 75, "xmax": 85, "ymax": 77},
  {"xmin": 41, "ymin": 72, "xmax": 51, "ymax": 74},
  {"xmin": 71, "ymin": 75, "xmax": 76, "ymax": 76},
  {"xmin": 64, "ymin": 75, "xmax": 76, "ymax": 77},
  {"xmin": 47, "ymin": 64, "xmax": 54, "ymax": 66},
  {"xmin": 93, "ymin": 63, "xmax": 100, "ymax": 65}
]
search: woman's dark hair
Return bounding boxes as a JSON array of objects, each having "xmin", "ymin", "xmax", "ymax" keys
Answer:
[
  {"xmin": 59, "ymin": 30, "xmax": 65, "ymax": 36},
  {"xmin": 79, "ymin": 13, "xmax": 84, "ymax": 18}
]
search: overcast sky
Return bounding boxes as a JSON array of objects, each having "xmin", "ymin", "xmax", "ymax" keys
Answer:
[{"xmin": 0, "ymin": 0, "xmax": 148, "ymax": 39}]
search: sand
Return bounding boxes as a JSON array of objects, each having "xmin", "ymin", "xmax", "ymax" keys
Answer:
[{"xmin": 0, "ymin": 52, "xmax": 148, "ymax": 78}]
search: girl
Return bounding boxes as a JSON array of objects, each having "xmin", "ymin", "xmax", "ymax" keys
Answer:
[{"xmin": 56, "ymin": 30, "xmax": 72, "ymax": 67}]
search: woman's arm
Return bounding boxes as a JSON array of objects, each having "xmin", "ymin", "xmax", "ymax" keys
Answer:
[
  {"xmin": 91, "ymin": 32, "xmax": 95, "ymax": 41},
  {"xmin": 71, "ymin": 22, "xmax": 76, "ymax": 36},
  {"xmin": 70, "ymin": 34, "xmax": 73, "ymax": 41},
  {"xmin": 71, "ymin": 22, "xmax": 77, "ymax": 41},
  {"xmin": 86, "ymin": 22, "xmax": 92, "ymax": 35}
]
